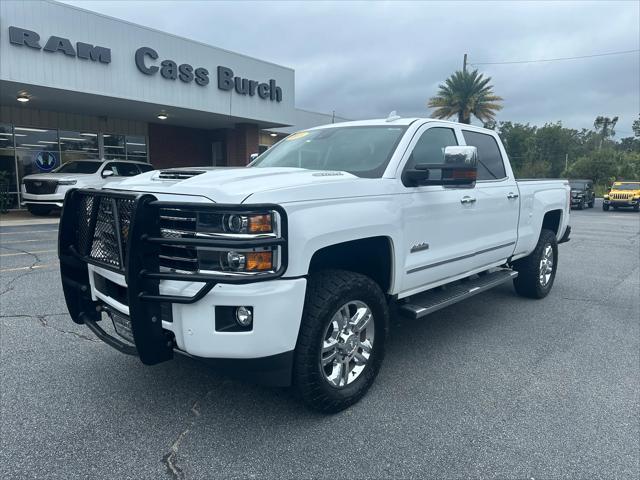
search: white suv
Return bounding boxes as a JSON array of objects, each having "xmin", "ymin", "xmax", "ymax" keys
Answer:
[{"xmin": 21, "ymin": 159, "xmax": 153, "ymax": 216}]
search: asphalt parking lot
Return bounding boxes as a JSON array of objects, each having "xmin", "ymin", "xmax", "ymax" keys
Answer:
[{"xmin": 1, "ymin": 199, "xmax": 638, "ymax": 480}]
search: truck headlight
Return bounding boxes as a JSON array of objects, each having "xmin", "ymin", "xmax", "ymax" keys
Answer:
[
  {"xmin": 197, "ymin": 212, "xmax": 275, "ymax": 235},
  {"xmin": 197, "ymin": 248, "xmax": 275, "ymax": 273},
  {"xmin": 58, "ymin": 179, "xmax": 77, "ymax": 185},
  {"xmin": 604, "ymin": 194, "xmax": 609, "ymax": 199},
  {"xmin": 225, "ymin": 213, "xmax": 273, "ymax": 234},
  {"xmin": 158, "ymin": 206, "xmax": 284, "ymax": 278}
]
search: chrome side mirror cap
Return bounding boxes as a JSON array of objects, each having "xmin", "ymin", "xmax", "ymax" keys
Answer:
[{"xmin": 444, "ymin": 146, "xmax": 478, "ymax": 168}]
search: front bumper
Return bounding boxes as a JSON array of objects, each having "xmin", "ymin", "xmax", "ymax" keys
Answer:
[
  {"xmin": 87, "ymin": 263, "xmax": 306, "ymax": 360},
  {"xmin": 603, "ymin": 198, "xmax": 638, "ymax": 207},
  {"xmin": 58, "ymin": 189, "xmax": 297, "ymax": 384}
]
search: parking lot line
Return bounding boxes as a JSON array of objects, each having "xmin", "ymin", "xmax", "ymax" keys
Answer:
[
  {"xmin": 0, "ymin": 230, "xmax": 59, "ymax": 235},
  {"xmin": 0, "ymin": 249, "xmax": 57, "ymax": 257},
  {"xmin": 1, "ymin": 237, "xmax": 57, "ymax": 244},
  {"xmin": 0, "ymin": 262, "xmax": 59, "ymax": 273}
]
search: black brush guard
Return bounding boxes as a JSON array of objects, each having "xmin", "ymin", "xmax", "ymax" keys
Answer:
[{"xmin": 58, "ymin": 188, "xmax": 288, "ymax": 365}]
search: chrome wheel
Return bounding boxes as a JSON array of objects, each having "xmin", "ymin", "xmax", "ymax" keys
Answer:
[
  {"xmin": 539, "ymin": 244, "xmax": 554, "ymax": 287},
  {"xmin": 321, "ymin": 301, "xmax": 375, "ymax": 388}
]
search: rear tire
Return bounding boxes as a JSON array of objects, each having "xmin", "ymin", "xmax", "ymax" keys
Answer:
[
  {"xmin": 512, "ymin": 229, "xmax": 558, "ymax": 299},
  {"xmin": 27, "ymin": 205, "xmax": 52, "ymax": 216},
  {"xmin": 293, "ymin": 269, "xmax": 388, "ymax": 413}
]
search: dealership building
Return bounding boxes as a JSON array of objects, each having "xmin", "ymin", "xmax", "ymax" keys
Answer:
[{"xmin": 0, "ymin": 0, "xmax": 347, "ymax": 208}]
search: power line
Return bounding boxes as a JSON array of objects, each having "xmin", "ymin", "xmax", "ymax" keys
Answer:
[{"xmin": 470, "ymin": 49, "xmax": 639, "ymax": 66}]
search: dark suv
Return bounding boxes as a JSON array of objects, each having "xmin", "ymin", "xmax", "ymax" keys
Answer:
[{"xmin": 569, "ymin": 179, "xmax": 595, "ymax": 209}]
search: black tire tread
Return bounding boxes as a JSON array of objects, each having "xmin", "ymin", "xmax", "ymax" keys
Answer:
[
  {"xmin": 293, "ymin": 269, "xmax": 388, "ymax": 413},
  {"xmin": 512, "ymin": 229, "xmax": 558, "ymax": 299}
]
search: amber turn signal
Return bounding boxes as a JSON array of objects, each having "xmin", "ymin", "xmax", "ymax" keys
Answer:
[
  {"xmin": 246, "ymin": 251, "xmax": 273, "ymax": 271},
  {"xmin": 248, "ymin": 214, "xmax": 273, "ymax": 233}
]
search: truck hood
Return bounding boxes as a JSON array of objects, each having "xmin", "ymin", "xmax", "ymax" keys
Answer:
[
  {"xmin": 107, "ymin": 167, "xmax": 380, "ymax": 204},
  {"xmin": 23, "ymin": 173, "xmax": 95, "ymax": 181}
]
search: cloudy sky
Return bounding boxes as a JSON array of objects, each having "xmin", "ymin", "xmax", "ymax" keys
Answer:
[{"xmin": 64, "ymin": 0, "xmax": 639, "ymax": 135}]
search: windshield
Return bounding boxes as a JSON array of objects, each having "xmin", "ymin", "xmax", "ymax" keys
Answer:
[
  {"xmin": 55, "ymin": 161, "xmax": 101, "ymax": 174},
  {"xmin": 612, "ymin": 183, "xmax": 640, "ymax": 191},
  {"xmin": 569, "ymin": 181, "xmax": 587, "ymax": 189},
  {"xmin": 250, "ymin": 126, "xmax": 407, "ymax": 178}
]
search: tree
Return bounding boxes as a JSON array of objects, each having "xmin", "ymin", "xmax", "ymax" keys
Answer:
[
  {"xmin": 632, "ymin": 115, "xmax": 640, "ymax": 138},
  {"xmin": 593, "ymin": 115, "xmax": 619, "ymax": 148},
  {"xmin": 567, "ymin": 149, "xmax": 617, "ymax": 185},
  {"xmin": 427, "ymin": 69, "xmax": 503, "ymax": 124},
  {"xmin": 496, "ymin": 122, "xmax": 537, "ymax": 175}
]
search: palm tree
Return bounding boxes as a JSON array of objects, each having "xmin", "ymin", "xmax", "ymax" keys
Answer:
[
  {"xmin": 428, "ymin": 69, "xmax": 503, "ymax": 124},
  {"xmin": 593, "ymin": 115, "xmax": 619, "ymax": 148}
]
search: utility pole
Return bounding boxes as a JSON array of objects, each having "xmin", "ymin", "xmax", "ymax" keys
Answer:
[
  {"xmin": 463, "ymin": 53, "xmax": 468, "ymax": 73},
  {"xmin": 565, "ymin": 153, "xmax": 568, "ymax": 172}
]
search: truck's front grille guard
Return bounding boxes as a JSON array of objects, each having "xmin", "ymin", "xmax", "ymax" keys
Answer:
[{"xmin": 63, "ymin": 189, "xmax": 288, "ymax": 305}]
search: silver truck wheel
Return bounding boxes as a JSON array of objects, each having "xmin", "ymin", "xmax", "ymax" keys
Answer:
[
  {"xmin": 293, "ymin": 269, "xmax": 388, "ymax": 413},
  {"xmin": 321, "ymin": 301, "xmax": 375, "ymax": 388},
  {"xmin": 512, "ymin": 229, "xmax": 558, "ymax": 299},
  {"xmin": 538, "ymin": 245, "xmax": 554, "ymax": 287}
]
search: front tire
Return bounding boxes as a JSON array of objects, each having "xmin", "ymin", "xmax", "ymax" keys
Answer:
[
  {"xmin": 512, "ymin": 229, "xmax": 558, "ymax": 299},
  {"xmin": 603, "ymin": 204, "xmax": 609, "ymax": 211},
  {"xmin": 27, "ymin": 204, "xmax": 52, "ymax": 216},
  {"xmin": 293, "ymin": 270, "xmax": 388, "ymax": 413}
]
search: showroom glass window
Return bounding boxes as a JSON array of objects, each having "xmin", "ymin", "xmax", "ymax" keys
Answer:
[
  {"xmin": 60, "ymin": 131, "xmax": 99, "ymax": 163},
  {"xmin": 0, "ymin": 124, "xmax": 17, "ymax": 209},
  {"xmin": 103, "ymin": 133, "xmax": 126, "ymax": 160},
  {"xmin": 14, "ymin": 127, "xmax": 60, "ymax": 185},
  {"xmin": 461, "ymin": 130, "xmax": 507, "ymax": 180},
  {"xmin": 125, "ymin": 136, "xmax": 148, "ymax": 161}
]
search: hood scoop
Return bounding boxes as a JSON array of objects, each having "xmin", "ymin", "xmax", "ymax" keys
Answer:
[{"xmin": 157, "ymin": 170, "xmax": 206, "ymax": 180}]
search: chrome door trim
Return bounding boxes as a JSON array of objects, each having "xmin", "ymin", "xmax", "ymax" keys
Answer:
[{"xmin": 407, "ymin": 241, "xmax": 516, "ymax": 274}]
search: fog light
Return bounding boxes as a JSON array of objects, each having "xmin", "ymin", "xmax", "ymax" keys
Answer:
[{"xmin": 235, "ymin": 306, "xmax": 253, "ymax": 327}]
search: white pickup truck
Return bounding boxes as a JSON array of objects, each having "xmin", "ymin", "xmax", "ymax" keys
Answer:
[{"xmin": 58, "ymin": 117, "xmax": 571, "ymax": 412}]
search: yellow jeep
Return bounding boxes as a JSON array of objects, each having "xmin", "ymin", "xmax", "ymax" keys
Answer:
[{"xmin": 603, "ymin": 181, "xmax": 640, "ymax": 211}]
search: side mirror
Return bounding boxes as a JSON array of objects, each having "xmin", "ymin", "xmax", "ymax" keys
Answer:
[
  {"xmin": 403, "ymin": 146, "xmax": 478, "ymax": 187},
  {"xmin": 102, "ymin": 169, "xmax": 114, "ymax": 178}
]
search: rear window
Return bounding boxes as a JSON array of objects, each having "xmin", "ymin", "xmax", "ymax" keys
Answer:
[
  {"xmin": 55, "ymin": 161, "xmax": 101, "ymax": 174},
  {"xmin": 462, "ymin": 131, "xmax": 507, "ymax": 180}
]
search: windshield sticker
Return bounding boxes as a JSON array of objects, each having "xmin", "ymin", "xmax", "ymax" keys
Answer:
[{"xmin": 286, "ymin": 131, "xmax": 309, "ymax": 141}]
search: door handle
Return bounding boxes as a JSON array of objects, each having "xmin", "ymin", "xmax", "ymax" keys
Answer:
[
  {"xmin": 507, "ymin": 192, "xmax": 519, "ymax": 199},
  {"xmin": 460, "ymin": 196, "xmax": 476, "ymax": 204}
]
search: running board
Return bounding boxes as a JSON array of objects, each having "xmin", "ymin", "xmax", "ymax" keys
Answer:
[{"xmin": 399, "ymin": 269, "xmax": 518, "ymax": 320}]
